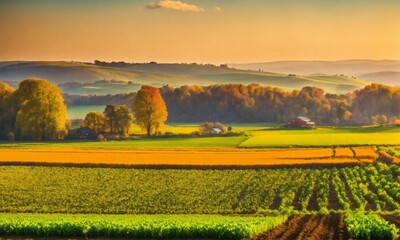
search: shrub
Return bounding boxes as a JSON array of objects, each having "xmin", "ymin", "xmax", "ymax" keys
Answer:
[
  {"xmin": 96, "ymin": 134, "xmax": 105, "ymax": 142},
  {"xmin": 7, "ymin": 132, "xmax": 15, "ymax": 142}
]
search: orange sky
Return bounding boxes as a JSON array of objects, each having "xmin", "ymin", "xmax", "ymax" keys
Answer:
[{"xmin": 0, "ymin": 0, "xmax": 399, "ymax": 63}]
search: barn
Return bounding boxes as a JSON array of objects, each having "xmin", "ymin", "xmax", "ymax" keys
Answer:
[{"xmin": 283, "ymin": 116, "xmax": 316, "ymax": 128}]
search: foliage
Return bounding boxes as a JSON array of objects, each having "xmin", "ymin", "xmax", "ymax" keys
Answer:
[
  {"xmin": 159, "ymin": 83, "xmax": 400, "ymax": 125},
  {"xmin": 0, "ymin": 164, "xmax": 399, "ymax": 214},
  {"xmin": 0, "ymin": 214, "xmax": 287, "ymax": 239},
  {"xmin": 82, "ymin": 112, "xmax": 106, "ymax": 135},
  {"xmin": 14, "ymin": 78, "xmax": 67, "ymax": 140},
  {"xmin": 6, "ymin": 132, "xmax": 15, "ymax": 142},
  {"xmin": 0, "ymin": 82, "xmax": 15, "ymax": 138},
  {"xmin": 132, "ymin": 85, "xmax": 168, "ymax": 135},
  {"xmin": 345, "ymin": 213, "xmax": 399, "ymax": 240}
]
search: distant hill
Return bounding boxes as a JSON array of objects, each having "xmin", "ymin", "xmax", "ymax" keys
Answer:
[
  {"xmin": 358, "ymin": 71, "xmax": 400, "ymax": 87},
  {"xmin": 0, "ymin": 61, "xmax": 369, "ymax": 94},
  {"xmin": 229, "ymin": 60, "xmax": 400, "ymax": 86}
]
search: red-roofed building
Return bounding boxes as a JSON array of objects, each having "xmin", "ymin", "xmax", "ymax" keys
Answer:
[{"xmin": 283, "ymin": 116, "xmax": 316, "ymax": 128}]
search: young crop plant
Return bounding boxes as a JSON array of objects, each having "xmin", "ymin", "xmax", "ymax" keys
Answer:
[
  {"xmin": 331, "ymin": 169, "xmax": 351, "ymax": 210},
  {"xmin": 316, "ymin": 169, "xmax": 331, "ymax": 213},
  {"xmin": 345, "ymin": 213, "xmax": 399, "ymax": 240}
]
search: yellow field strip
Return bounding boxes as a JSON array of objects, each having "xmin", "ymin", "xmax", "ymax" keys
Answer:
[
  {"xmin": 352, "ymin": 147, "xmax": 379, "ymax": 160},
  {"xmin": 0, "ymin": 148, "xmax": 334, "ymax": 159},
  {"xmin": 0, "ymin": 149, "xmax": 362, "ymax": 167},
  {"xmin": 335, "ymin": 148, "xmax": 354, "ymax": 158}
]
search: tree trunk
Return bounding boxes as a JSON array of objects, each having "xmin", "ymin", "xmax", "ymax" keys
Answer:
[{"xmin": 146, "ymin": 124, "xmax": 151, "ymax": 136}]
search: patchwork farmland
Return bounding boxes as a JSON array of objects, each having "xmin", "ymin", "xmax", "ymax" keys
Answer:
[{"xmin": 0, "ymin": 126, "xmax": 399, "ymax": 239}]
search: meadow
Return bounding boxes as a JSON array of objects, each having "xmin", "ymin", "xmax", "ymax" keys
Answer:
[{"xmin": 239, "ymin": 127, "xmax": 400, "ymax": 147}]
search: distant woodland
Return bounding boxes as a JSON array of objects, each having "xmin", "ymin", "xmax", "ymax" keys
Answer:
[{"xmin": 65, "ymin": 83, "xmax": 400, "ymax": 126}]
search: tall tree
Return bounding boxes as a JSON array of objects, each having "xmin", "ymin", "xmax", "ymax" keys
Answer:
[
  {"xmin": 0, "ymin": 82, "xmax": 15, "ymax": 138},
  {"xmin": 14, "ymin": 78, "xmax": 67, "ymax": 140},
  {"xmin": 104, "ymin": 105, "xmax": 117, "ymax": 133},
  {"xmin": 132, "ymin": 85, "xmax": 168, "ymax": 136}
]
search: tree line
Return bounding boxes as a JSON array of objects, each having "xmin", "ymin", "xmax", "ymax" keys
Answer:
[
  {"xmin": 65, "ymin": 83, "xmax": 400, "ymax": 126},
  {"xmin": 160, "ymin": 83, "xmax": 400, "ymax": 125}
]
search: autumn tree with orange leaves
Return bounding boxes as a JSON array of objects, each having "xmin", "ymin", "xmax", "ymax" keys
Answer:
[{"xmin": 132, "ymin": 85, "xmax": 168, "ymax": 136}]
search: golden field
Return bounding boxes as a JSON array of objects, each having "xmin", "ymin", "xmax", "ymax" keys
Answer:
[{"xmin": 0, "ymin": 147, "xmax": 378, "ymax": 167}]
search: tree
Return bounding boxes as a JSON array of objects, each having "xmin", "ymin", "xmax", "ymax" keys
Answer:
[
  {"xmin": 14, "ymin": 78, "xmax": 67, "ymax": 140},
  {"xmin": 115, "ymin": 105, "xmax": 134, "ymax": 135},
  {"xmin": 104, "ymin": 105, "xmax": 117, "ymax": 133},
  {"xmin": 132, "ymin": 85, "xmax": 168, "ymax": 136},
  {"xmin": 0, "ymin": 82, "xmax": 15, "ymax": 138},
  {"xmin": 82, "ymin": 112, "xmax": 107, "ymax": 135}
]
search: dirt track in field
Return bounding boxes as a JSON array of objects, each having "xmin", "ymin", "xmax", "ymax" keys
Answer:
[
  {"xmin": 0, "ymin": 148, "xmax": 363, "ymax": 168},
  {"xmin": 252, "ymin": 214, "xmax": 350, "ymax": 240},
  {"xmin": 381, "ymin": 214, "xmax": 400, "ymax": 228}
]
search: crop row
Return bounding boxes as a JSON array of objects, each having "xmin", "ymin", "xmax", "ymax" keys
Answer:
[
  {"xmin": 0, "ymin": 214, "xmax": 287, "ymax": 239},
  {"xmin": 0, "ymin": 163, "xmax": 399, "ymax": 214}
]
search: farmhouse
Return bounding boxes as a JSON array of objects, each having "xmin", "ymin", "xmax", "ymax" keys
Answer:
[
  {"xmin": 209, "ymin": 128, "xmax": 222, "ymax": 135},
  {"xmin": 283, "ymin": 116, "xmax": 316, "ymax": 128}
]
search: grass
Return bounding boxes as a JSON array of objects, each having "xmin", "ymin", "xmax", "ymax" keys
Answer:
[
  {"xmin": 67, "ymin": 105, "xmax": 106, "ymax": 119},
  {"xmin": 0, "ymin": 214, "xmax": 288, "ymax": 239},
  {"xmin": 239, "ymin": 127, "xmax": 400, "ymax": 148},
  {"xmin": 0, "ymin": 136, "xmax": 247, "ymax": 150}
]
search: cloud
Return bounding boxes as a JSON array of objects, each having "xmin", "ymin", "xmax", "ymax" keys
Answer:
[
  {"xmin": 213, "ymin": 6, "xmax": 222, "ymax": 12},
  {"xmin": 146, "ymin": 0, "xmax": 204, "ymax": 13}
]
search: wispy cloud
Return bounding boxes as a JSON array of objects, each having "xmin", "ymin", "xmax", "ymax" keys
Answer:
[
  {"xmin": 213, "ymin": 6, "xmax": 222, "ymax": 12},
  {"xmin": 146, "ymin": 0, "xmax": 204, "ymax": 13}
]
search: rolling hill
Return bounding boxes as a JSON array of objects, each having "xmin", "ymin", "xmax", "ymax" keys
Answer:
[
  {"xmin": 0, "ymin": 61, "xmax": 370, "ymax": 95},
  {"xmin": 229, "ymin": 59, "xmax": 400, "ymax": 86}
]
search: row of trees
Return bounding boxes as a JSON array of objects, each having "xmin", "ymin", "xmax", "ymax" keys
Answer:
[
  {"xmin": 65, "ymin": 83, "xmax": 400, "ymax": 125},
  {"xmin": 82, "ymin": 85, "xmax": 168, "ymax": 136},
  {"xmin": 82, "ymin": 105, "xmax": 134, "ymax": 136}
]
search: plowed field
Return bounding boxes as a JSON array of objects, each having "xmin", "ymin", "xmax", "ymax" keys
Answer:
[{"xmin": 252, "ymin": 214, "xmax": 350, "ymax": 240}]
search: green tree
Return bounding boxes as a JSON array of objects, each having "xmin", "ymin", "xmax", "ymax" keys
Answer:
[
  {"xmin": 132, "ymin": 85, "xmax": 168, "ymax": 136},
  {"xmin": 82, "ymin": 112, "xmax": 106, "ymax": 135},
  {"xmin": 104, "ymin": 105, "xmax": 117, "ymax": 134},
  {"xmin": 115, "ymin": 105, "xmax": 134, "ymax": 135},
  {"xmin": 0, "ymin": 82, "xmax": 15, "ymax": 138},
  {"xmin": 14, "ymin": 78, "xmax": 67, "ymax": 140}
]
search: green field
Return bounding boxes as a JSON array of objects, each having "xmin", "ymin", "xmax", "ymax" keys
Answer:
[
  {"xmin": 239, "ymin": 127, "xmax": 400, "ymax": 147},
  {"xmin": 1, "ymin": 125, "xmax": 400, "ymax": 150},
  {"xmin": 67, "ymin": 105, "xmax": 106, "ymax": 119},
  {"xmin": 0, "ymin": 214, "xmax": 287, "ymax": 239},
  {"xmin": 0, "ymin": 136, "xmax": 247, "ymax": 150},
  {"xmin": 1, "ymin": 163, "xmax": 398, "ymax": 214}
]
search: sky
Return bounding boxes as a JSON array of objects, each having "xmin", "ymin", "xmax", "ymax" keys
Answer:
[{"xmin": 0, "ymin": 0, "xmax": 399, "ymax": 64}]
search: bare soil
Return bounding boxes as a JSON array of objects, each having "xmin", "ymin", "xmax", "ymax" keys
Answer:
[{"xmin": 252, "ymin": 214, "xmax": 351, "ymax": 240}]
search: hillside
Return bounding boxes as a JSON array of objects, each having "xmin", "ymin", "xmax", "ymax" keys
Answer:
[
  {"xmin": 358, "ymin": 71, "xmax": 400, "ymax": 87},
  {"xmin": 0, "ymin": 61, "xmax": 369, "ymax": 94},
  {"xmin": 229, "ymin": 59, "xmax": 400, "ymax": 86}
]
